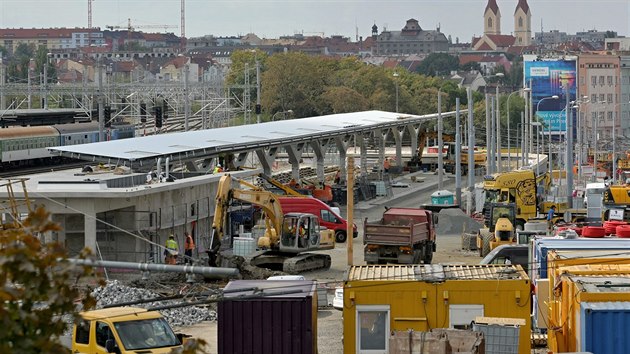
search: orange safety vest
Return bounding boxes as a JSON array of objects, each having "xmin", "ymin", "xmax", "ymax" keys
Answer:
[{"xmin": 185, "ymin": 235, "xmax": 195, "ymax": 250}]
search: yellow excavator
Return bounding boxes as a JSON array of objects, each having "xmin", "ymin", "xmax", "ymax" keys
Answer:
[
  {"xmin": 212, "ymin": 174, "xmax": 335, "ymax": 273},
  {"xmin": 476, "ymin": 203, "xmax": 517, "ymax": 257}
]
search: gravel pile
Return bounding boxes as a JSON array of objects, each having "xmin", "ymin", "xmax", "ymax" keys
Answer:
[{"xmin": 92, "ymin": 280, "xmax": 217, "ymax": 326}]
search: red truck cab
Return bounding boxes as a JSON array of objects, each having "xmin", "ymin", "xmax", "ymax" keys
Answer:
[{"xmin": 278, "ymin": 196, "xmax": 357, "ymax": 243}]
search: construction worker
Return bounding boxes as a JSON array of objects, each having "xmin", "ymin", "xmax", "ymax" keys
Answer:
[
  {"xmin": 213, "ymin": 164, "xmax": 223, "ymax": 174},
  {"xmin": 547, "ymin": 205, "xmax": 556, "ymax": 232},
  {"xmin": 184, "ymin": 232, "xmax": 195, "ymax": 264},
  {"xmin": 383, "ymin": 158, "xmax": 391, "ymax": 173},
  {"xmin": 298, "ymin": 221, "xmax": 307, "ymax": 248},
  {"xmin": 164, "ymin": 235, "xmax": 178, "ymax": 265}
]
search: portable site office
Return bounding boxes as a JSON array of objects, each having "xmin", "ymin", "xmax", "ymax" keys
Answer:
[{"xmin": 342, "ymin": 264, "xmax": 531, "ymax": 354}]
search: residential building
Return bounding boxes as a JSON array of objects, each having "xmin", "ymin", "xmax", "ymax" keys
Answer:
[
  {"xmin": 534, "ymin": 30, "xmax": 569, "ymax": 46},
  {"xmin": 606, "ymin": 38, "xmax": 630, "ymax": 52},
  {"xmin": 619, "ymin": 56, "xmax": 630, "ymax": 137},
  {"xmin": 0, "ymin": 28, "xmax": 104, "ymax": 53},
  {"xmin": 578, "ymin": 53, "xmax": 621, "ymax": 143},
  {"xmin": 374, "ymin": 19, "xmax": 448, "ymax": 56},
  {"xmin": 459, "ymin": 53, "xmax": 512, "ymax": 75}
]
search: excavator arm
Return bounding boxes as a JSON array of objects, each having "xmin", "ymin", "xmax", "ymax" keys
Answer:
[
  {"xmin": 212, "ymin": 174, "xmax": 285, "ymax": 248},
  {"xmin": 257, "ymin": 173, "xmax": 304, "ymax": 197}
]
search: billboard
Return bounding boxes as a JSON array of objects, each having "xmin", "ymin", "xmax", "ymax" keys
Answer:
[{"xmin": 523, "ymin": 56, "xmax": 577, "ymax": 134}]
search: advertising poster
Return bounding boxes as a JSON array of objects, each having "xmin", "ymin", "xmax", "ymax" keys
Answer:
[{"xmin": 523, "ymin": 56, "xmax": 577, "ymax": 135}]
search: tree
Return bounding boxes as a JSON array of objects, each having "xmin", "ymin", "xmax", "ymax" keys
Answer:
[
  {"xmin": 321, "ymin": 86, "xmax": 369, "ymax": 114},
  {"xmin": 416, "ymin": 53, "xmax": 459, "ymax": 77},
  {"xmin": 261, "ymin": 52, "xmax": 328, "ymax": 117},
  {"xmin": 0, "ymin": 206, "xmax": 101, "ymax": 354}
]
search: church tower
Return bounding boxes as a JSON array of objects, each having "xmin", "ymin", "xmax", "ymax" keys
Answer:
[
  {"xmin": 484, "ymin": 0, "xmax": 501, "ymax": 35},
  {"xmin": 514, "ymin": 0, "xmax": 531, "ymax": 45}
]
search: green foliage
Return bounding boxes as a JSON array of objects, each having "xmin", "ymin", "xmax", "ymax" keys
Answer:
[
  {"xmin": 261, "ymin": 52, "xmax": 328, "ymax": 117},
  {"xmin": 321, "ymin": 86, "xmax": 369, "ymax": 114},
  {"xmin": 416, "ymin": 53, "xmax": 459, "ymax": 77},
  {"xmin": 0, "ymin": 206, "xmax": 101, "ymax": 354}
]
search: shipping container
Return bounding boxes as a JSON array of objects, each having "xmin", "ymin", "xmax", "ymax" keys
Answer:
[
  {"xmin": 531, "ymin": 238, "xmax": 630, "ymax": 280},
  {"xmin": 548, "ymin": 275, "xmax": 630, "ymax": 353},
  {"xmin": 547, "ymin": 251, "xmax": 630, "ymax": 291},
  {"xmin": 580, "ymin": 301, "xmax": 630, "ymax": 353},
  {"xmin": 218, "ymin": 280, "xmax": 318, "ymax": 354},
  {"xmin": 342, "ymin": 264, "xmax": 531, "ymax": 354}
]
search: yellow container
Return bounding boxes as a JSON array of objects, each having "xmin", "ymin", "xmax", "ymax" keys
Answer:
[
  {"xmin": 342, "ymin": 264, "xmax": 531, "ymax": 354},
  {"xmin": 547, "ymin": 250, "xmax": 630, "ymax": 293},
  {"xmin": 547, "ymin": 271, "xmax": 630, "ymax": 353}
]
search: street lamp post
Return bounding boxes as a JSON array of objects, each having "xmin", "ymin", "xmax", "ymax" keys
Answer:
[
  {"xmin": 531, "ymin": 122, "xmax": 542, "ymax": 174},
  {"xmin": 536, "ymin": 95, "xmax": 559, "ymax": 176},
  {"xmin": 272, "ymin": 110, "xmax": 293, "ymax": 121},
  {"xmin": 612, "ymin": 101, "xmax": 630, "ymax": 183},
  {"xmin": 393, "ymin": 72, "xmax": 399, "ymax": 113},
  {"xmin": 506, "ymin": 88, "xmax": 530, "ymax": 170}
]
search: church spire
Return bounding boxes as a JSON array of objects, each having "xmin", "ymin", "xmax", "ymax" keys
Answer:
[
  {"xmin": 484, "ymin": 0, "xmax": 501, "ymax": 35},
  {"xmin": 514, "ymin": 0, "xmax": 531, "ymax": 45}
]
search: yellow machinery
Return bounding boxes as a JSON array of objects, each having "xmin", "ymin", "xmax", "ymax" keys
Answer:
[
  {"xmin": 602, "ymin": 184, "xmax": 630, "ymax": 222},
  {"xmin": 477, "ymin": 203, "xmax": 517, "ymax": 257},
  {"xmin": 212, "ymin": 174, "xmax": 334, "ymax": 273}
]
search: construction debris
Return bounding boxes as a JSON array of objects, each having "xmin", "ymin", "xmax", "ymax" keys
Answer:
[{"xmin": 92, "ymin": 280, "xmax": 217, "ymax": 327}]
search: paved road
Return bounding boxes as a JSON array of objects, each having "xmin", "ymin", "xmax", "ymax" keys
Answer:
[{"xmin": 184, "ymin": 171, "xmax": 483, "ymax": 353}]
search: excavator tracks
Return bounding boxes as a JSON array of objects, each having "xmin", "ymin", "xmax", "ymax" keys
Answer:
[
  {"xmin": 283, "ymin": 253, "xmax": 332, "ymax": 274},
  {"xmin": 248, "ymin": 251, "xmax": 332, "ymax": 274}
]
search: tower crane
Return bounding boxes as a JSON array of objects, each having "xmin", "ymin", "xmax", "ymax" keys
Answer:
[{"xmin": 106, "ymin": 18, "xmax": 177, "ymax": 33}]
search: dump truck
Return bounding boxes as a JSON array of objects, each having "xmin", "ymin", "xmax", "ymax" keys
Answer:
[
  {"xmin": 72, "ymin": 307, "xmax": 187, "ymax": 354},
  {"xmin": 363, "ymin": 207, "xmax": 436, "ymax": 264}
]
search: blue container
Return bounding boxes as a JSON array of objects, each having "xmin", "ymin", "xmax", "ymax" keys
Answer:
[
  {"xmin": 532, "ymin": 238, "xmax": 630, "ymax": 280},
  {"xmin": 580, "ymin": 301, "xmax": 630, "ymax": 353}
]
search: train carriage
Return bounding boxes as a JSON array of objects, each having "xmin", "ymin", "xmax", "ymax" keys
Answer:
[
  {"xmin": 0, "ymin": 126, "xmax": 59, "ymax": 165},
  {"xmin": 54, "ymin": 122, "xmax": 100, "ymax": 147}
]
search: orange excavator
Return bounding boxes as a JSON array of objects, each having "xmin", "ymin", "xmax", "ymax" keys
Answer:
[{"xmin": 407, "ymin": 131, "xmax": 454, "ymax": 171}]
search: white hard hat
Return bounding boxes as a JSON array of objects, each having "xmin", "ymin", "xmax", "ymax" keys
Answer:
[{"xmin": 217, "ymin": 163, "xmax": 221, "ymax": 167}]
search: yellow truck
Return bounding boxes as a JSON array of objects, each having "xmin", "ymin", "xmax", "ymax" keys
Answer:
[{"xmin": 72, "ymin": 307, "xmax": 186, "ymax": 354}]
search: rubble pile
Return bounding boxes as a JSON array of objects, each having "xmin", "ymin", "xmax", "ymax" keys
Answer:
[{"xmin": 92, "ymin": 280, "xmax": 217, "ymax": 326}]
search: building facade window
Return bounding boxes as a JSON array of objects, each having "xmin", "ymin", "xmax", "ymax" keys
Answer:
[
  {"xmin": 488, "ymin": 18, "xmax": 493, "ymax": 29},
  {"xmin": 599, "ymin": 76, "xmax": 605, "ymax": 86},
  {"xmin": 608, "ymin": 76, "xmax": 613, "ymax": 86},
  {"xmin": 591, "ymin": 76, "xmax": 597, "ymax": 86},
  {"xmin": 608, "ymin": 94, "xmax": 613, "ymax": 103},
  {"xmin": 608, "ymin": 111, "xmax": 613, "ymax": 120},
  {"xmin": 592, "ymin": 94, "xmax": 597, "ymax": 103}
]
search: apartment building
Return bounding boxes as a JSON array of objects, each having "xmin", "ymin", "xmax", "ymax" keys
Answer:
[
  {"xmin": 577, "ymin": 54, "xmax": 621, "ymax": 142},
  {"xmin": 0, "ymin": 28, "xmax": 104, "ymax": 53}
]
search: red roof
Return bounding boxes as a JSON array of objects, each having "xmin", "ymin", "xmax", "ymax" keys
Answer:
[
  {"xmin": 0, "ymin": 27, "xmax": 94, "ymax": 39},
  {"xmin": 486, "ymin": 34, "xmax": 516, "ymax": 47},
  {"xmin": 477, "ymin": 42, "xmax": 494, "ymax": 51},
  {"xmin": 382, "ymin": 60, "xmax": 399, "ymax": 69},
  {"xmin": 515, "ymin": 0, "xmax": 530, "ymax": 14},
  {"xmin": 485, "ymin": 0, "xmax": 499, "ymax": 14}
]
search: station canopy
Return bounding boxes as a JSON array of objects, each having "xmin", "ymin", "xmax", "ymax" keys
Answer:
[{"xmin": 49, "ymin": 110, "xmax": 443, "ymax": 167}]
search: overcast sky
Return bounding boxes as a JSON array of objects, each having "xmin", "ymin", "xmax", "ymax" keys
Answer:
[{"xmin": 1, "ymin": 0, "xmax": 628, "ymax": 43}]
